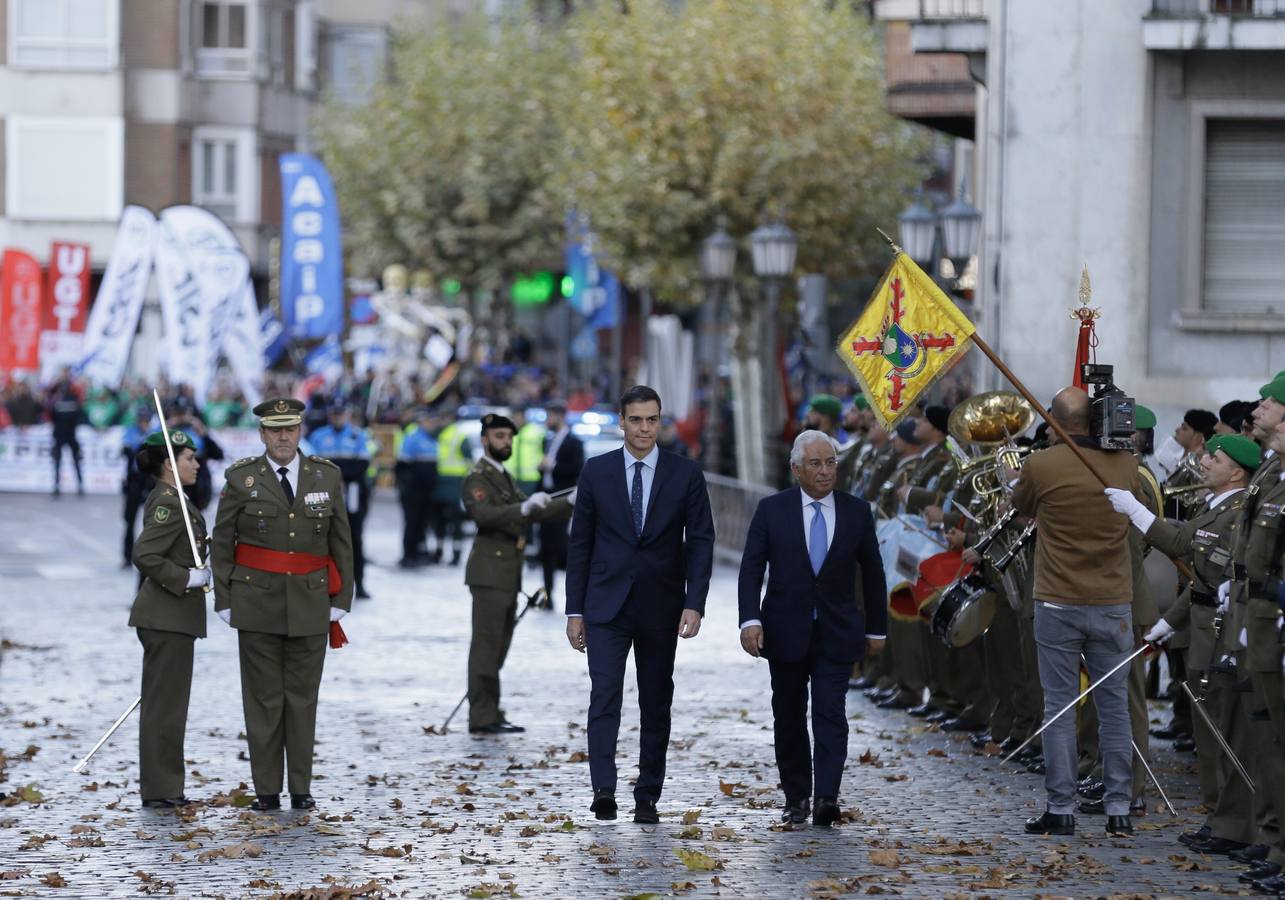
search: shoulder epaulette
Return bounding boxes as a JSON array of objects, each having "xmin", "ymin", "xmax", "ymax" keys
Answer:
[
  {"xmin": 227, "ymin": 456, "xmax": 259, "ymax": 470},
  {"xmin": 310, "ymin": 455, "xmax": 338, "ymax": 468}
]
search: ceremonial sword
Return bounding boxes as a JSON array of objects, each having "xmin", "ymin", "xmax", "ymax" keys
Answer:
[
  {"xmin": 72, "ymin": 697, "xmax": 141, "ymax": 773},
  {"xmin": 153, "ymin": 389, "xmax": 210, "ymax": 594},
  {"xmin": 1181, "ymin": 681, "xmax": 1254, "ymax": 793}
]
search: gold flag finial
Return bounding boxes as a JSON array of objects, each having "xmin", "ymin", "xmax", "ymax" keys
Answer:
[{"xmin": 1071, "ymin": 263, "xmax": 1100, "ymax": 322}]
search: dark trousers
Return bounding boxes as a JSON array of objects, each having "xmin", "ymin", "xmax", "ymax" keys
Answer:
[
  {"xmin": 52, "ymin": 438, "xmax": 82, "ymax": 491},
  {"xmin": 399, "ymin": 480, "xmax": 434, "ymax": 561},
  {"xmin": 585, "ymin": 592, "xmax": 679, "ymax": 804},
  {"xmin": 237, "ymin": 631, "xmax": 328, "ymax": 797},
  {"xmin": 539, "ymin": 519, "xmax": 569, "ymax": 598},
  {"xmin": 468, "ymin": 588, "xmax": 518, "ymax": 729},
  {"xmin": 136, "ymin": 628, "xmax": 194, "ymax": 800},
  {"xmin": 431, "ymin": 501, "xmax": 464, "ymax": 550},
  {"xmin": 349, "ymin": 507, "xmax": 367, "ymax": 591},
  {"xmin": 768, "ymin": 642, "xmax": 851, "ymax": 803}
]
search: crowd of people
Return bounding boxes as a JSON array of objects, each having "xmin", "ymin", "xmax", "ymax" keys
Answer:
[{"xmin": 811, "ymin": 377, "xmax": 1285, "ymax": 891}]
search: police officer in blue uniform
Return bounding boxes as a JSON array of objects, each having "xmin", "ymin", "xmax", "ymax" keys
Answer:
[
  {"xmin": 396, "ymin": 407, "xmax": 439, "ymax": 568},
  {"xmin": 309, "ymin": 406, "xmax": 376, "ymax": 599},
  {"xmin": 121, "ymin": 406, "xmax": 154, "ymax": 567}
]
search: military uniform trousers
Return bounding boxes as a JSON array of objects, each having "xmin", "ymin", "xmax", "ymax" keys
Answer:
[
  {"xmin": 237, "ymin": 630, "xmax": 328, "ymax": 796},
  {"xmin": 1203, "ymin": 664, "xmax": 1265, "ymax": 846},
  {"xmin": 983, "ymin": 599, "xmax": 1024, "ymax": 743},
  {"xmin": 1247, "ymin": 597, "xmax": 1285, "ymax": 864},
  {"xmin": 137, "ymin": 627, "xmax": 195, "ymax": 800},
  {"xmin": 468, "ymin": 587, "xmax": 520, "ymax": 730},
  {"xmin": 1181, "ymin": 604, "xmax": 1220, "ymax": 811}
]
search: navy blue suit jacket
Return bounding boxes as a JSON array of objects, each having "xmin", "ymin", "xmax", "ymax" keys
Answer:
[
  {"xmin": 737, "ymin": 488, "xmax": 887, "ymax": 664},
  {"xmin": 565, "ymin": 448, "xmax": 715, "ymax": 626}
]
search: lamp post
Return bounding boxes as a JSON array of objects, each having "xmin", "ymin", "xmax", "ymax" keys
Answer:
[
  {"xmin": 699, "ymin": 219, "xmax": 736, "ymax": 476},
  {"xmin": 750, "ymin": 218, "xmax": 798, "ymax": 486}
]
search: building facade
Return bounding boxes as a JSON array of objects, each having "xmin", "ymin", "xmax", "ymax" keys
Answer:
[{"xmin": 877, "ymin": 0, "xmax": 1285, "ymax": 419}]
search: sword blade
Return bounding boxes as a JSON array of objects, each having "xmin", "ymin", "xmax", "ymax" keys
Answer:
[
  {"xmin": 1003, "ymin": 643, "xmax": 1150, "ymax": 764},
  {"xmin": 72, "ymin": 696, "xmax": 141, "ymax": 773},
  {"xmin": 1181, "ymin": 681, "xmax": 1255, "ymax": 793},
  {"xmin": 1132, "ymin": 739, "xmax": 1176, "ymax": 816}
]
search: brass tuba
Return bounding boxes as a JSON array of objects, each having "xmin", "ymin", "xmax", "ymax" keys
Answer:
[{"xmin": 947, "ymin": 391, "xmax": 1037, "ymax": 498}]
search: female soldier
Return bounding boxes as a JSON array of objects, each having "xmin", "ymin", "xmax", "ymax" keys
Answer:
[{"xmin": 129, "ymin": 430, "xmax": 212, "ymax": 808}]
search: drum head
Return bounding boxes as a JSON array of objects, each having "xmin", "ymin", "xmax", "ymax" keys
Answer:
[{"xmin": 948, "ymin": 590, "xmax": 997, "ymax": 647}]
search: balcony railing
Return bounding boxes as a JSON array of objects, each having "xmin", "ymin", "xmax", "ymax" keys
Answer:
[
  {"xmin": 918, "ymin": 0, "xmax": 986, "ymax": 18},
  {"xmin": 1152, "ymin": 0, "xmax": 1285, "ymax": 16}
]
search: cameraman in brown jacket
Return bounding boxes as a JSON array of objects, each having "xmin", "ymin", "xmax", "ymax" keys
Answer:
[{"xmin": 1010, "ymin": 387, "xmax": 1143, "ymax": 837}]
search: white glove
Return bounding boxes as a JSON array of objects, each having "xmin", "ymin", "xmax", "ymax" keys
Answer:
[
  {"xmin": 217, "ymin": 608, "xmax": 232, "ymax": 626},
  {"xmin": 1237, "ymin": 627, "xmax": 1248, "ymax": 649},
  {"xmin": 1104, "ymin": 487, "xmax": 1155, "ymax": 533},
  {"xmin": 520, "ymin": 492, "xmax": 552, "ymax": 516},
  {"xmin": 1144, "ymin": 619, "xmax": 1175, "ymax": 644},
  {"xmin": 567, "ymin": 488, "xmax": 578, "ymax": 506},
  {"xmin": 1217, "ymin": 581, "xmax": 1230, "ymax": 613},
  {"xmin": 329, "ymin": 607, "xmax": 347, "ymax": 622},
  {"xmin": 186, "ymin": 568, "xmax": 212, "ymax": 588}
]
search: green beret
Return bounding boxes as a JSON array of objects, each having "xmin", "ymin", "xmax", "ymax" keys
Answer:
[
  {"xmin": 1258, "ymin": 378, "xmax": 1285, "ymax": 405},
  {"xmin": 142, "ymin": 430, "xmax": 194, "ymax": 450},
  {"xmin": 1134, "ymin": 405, "xmax": 1157, "ymax": 430},
  {"xmin": 1207, "ymin": 434, "xmax": 1261, "ymax": 472},
  {"xmin": 808, "ymin": 394, "xmax": 842, "ymax": 421},
  {"xmin": 852, "ymin": 394, "xmax": 870, "ymax": 411}
]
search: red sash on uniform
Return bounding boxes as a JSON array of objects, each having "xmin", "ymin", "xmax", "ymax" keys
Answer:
[{"xmin": 234, "ymin": 543, "xmax": 342, "ymax": 598}]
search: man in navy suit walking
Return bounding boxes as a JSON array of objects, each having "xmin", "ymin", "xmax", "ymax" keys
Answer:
[
  {"xmin": 565, "ymin": 385, "xmax": 716, "ymax": 824},
  {"xmin": 738, "ymin": 429, "xmax": 887, "ymax": 827}
]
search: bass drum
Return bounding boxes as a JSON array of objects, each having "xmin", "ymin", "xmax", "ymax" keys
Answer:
[{"xmin": 930, "ymin": 573, "xmax": 997, "ymax": 647}]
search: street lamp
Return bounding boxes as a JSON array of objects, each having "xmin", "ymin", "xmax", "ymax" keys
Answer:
[
  {"xmin": 940, "ymin": 189, "xmax": 982, "ymax": 272},
  {"xmin": 898, "ymin": 194, "xmax": 938, "ymax": 266},
  {"xmin": 699, "ymin": 219, "xmax": 737, "ymax": 476},
  {"xmin": 750, "ymin": 217, "xmax": 798, "ymax": 487}
]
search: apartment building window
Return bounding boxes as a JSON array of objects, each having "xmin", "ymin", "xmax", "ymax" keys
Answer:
[
  {"xmin": 9, "ymin": 0, "xmax": 118, "ymax": 69},
  {"xmin": 1201, "ymin": 119, "xmax": 1285, "ymax": 316},
  {"xmin": 197, "ymin": 0, "xmax": 252, "ymax": 76},
  {"xmin": 264, "ymin": 3, "xmax": 295, "ymax": 88},
  {"xmin": 5, "ymin": 116, "xmax": 124, "ymax": 220},
  {"xmin": 193, "ymin": 129, "xmax": 254, "ymax": 223},
  {"xmin": 321, "ymin": 24, "xmax": 388, "ymax": 105}
]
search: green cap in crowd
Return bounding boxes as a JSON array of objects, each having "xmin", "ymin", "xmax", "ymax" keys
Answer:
[{"xmin": 1133, "ymin": 404, "xmax": 1157, "ymax": 430}]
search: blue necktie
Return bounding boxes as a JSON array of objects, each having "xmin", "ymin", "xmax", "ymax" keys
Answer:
[
  {"xmin": 631, "ymin": 461, "xmax": 645, "ymax": 535},
  {"xmin": 808, "ymin": 500, "xmax": 827, "ymax": 575}
]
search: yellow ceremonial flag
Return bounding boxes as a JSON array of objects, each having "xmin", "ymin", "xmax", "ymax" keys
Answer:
[{"xmin": 835, "ymin": 252, "xmax": 976, "ymax": 430}]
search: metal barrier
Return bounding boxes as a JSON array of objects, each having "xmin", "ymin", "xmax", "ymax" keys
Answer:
[{"xmin": 705, "ymin": 473, "xmax": 775, "ymax": 566}]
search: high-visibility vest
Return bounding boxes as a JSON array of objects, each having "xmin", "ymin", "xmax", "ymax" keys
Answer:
[
  {"xmin": 436, "ymin": 423, "xmax": 471, "ymax": 477},
  {"xmin": 506, "ymin": 421, "xmax": 546, "ymax": 482}
]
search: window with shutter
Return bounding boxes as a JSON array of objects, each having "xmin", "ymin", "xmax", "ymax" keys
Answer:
[{"xmin": 1201, "ymin": 119, "xmax": 1285, "ymax": 316}]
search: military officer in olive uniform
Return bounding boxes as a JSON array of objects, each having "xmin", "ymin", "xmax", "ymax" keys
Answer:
[
  {"xmin": 212, "ymin": 398, "xmax": 354, "ymax": 811},
  {"xmin": 462, "ymin": 413, "xmax": 573, "ymax": 734},
  {"xmin": 1108, "ymin": 433, "xmax": 1256, "ymax": 818},
  {"xmin": 130, "ymin": 429, "xmax": 211, "ymax": 808}
]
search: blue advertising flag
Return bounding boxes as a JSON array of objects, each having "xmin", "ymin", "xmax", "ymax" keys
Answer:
[
  {"xmin": 279, "ymin": 153, "xmax": 343, "ymax": 340},
  {"xmin": 565, "ymin": 241, "xmax": 620, "ymax": 330},
  {"xmin": 259, "ymin": 308, "xmax": 289, "ymax": 366},
  {"xmin": 304, "ymin": 334, "xmax": 344, "ymax": 380}
]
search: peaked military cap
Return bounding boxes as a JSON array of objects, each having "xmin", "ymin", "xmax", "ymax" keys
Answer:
[
  {"xmin": 480, "ymin": 412, "xmax": 517, "ymax": 434},
  {"xmin": 1207, "ymin": 434, "xmax": 1261, "ymax": 472},
  {"xmin": 253, "ymin": 397, "xmax": 305, "ymax": 427}
]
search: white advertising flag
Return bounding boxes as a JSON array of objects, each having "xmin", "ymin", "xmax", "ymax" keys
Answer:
[{"xmin": 78, "ymin": 206, "xmax": 156, "ymax": 388}]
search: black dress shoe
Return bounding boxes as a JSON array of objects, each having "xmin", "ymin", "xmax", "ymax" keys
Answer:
[
  {"xmin": 1172, "ymin": 735, "xmax": 1196, "ymax": 753},
  {"xmin": 633, "ymin": 800, "xmax": 659, "ymax": 824},
  {"xmin": 876, "ymin": 696, "xmax": 914, "ymax": 711},
  {"xmin": 1231, "ymin": 844, "xmax": 1271, "ymax": 864},
  {"xmin": 925, "ymin": 709, "xmax": 954, "ymax": 724},
  {"xmin": 1000, "ymin": 736, "xmax": 1023, "ymax": 753},
  {"xmin": 1241, "ymin": 863, "xmax": 1281, "ymax": 884},
  {"xmin": 941, "ymin": 718, "xmax": 987, "ymax": 733},
  {"xmin": 970, "ymin": 732, "xmax": 995, "ymax": 749},
  {"xmin": 869, "ymin": 686, "xmax": 897, "ymax": 701},
  {"xmin": 1149, "ymin": 722, "xmax": 1185, "ymax": 740},
  {"xmin": 590, "ymin": 789, "xmax": 617, "ymax": 821},
  {"xmin": 250, "ymin": 795, "xmax": 281, "ymax": 811},
  {"xmin": 781, "ymin": 799, "xmax": 810, "ymax": 825},
  {"xmin": 1178, "ymin": 825, "xmax": 1212, "ymax": 847},
  {"xmin": 1024, "ymin": 812, "xmax": 1074, "ymax": 835},
  {"xmin": 813, "ymin": 797, "xmax": 841, "ymax": 828},
  {"xmin": 290, "ymin": 794, "xmax": 315, "ymax": 810},
  {"xmin": 1106, "ymin": 815, "xmax": 1133, "ymax": 836},
  {"xmin": 906, "ymin": 703, "xmax": 936, "ymax": 718},
  {"xmin": 1025, "ymin": 759, "xmax": 1046, "ymax": 775},
  {"xmin": 355, "ymin": 587, "xmax": 372, "ymax": 600},
  {"xmin": 1016, "ymin": 744, "xmax": 1043, "ymax": 762},
  {"xmin": 469, "ymin": 722, "xmax": 510, "ymax": 734},
  {"xmin": 850, "ymin": 675, "xmax": 877, "ymax": 690},
  {"xmin": 1189, "ymin": 835, "xmax": 1249, "ymax": 855},
  {"xmin": 141, "ymin": 797, "xmax": 191, "ymax": 809},
  {"xmin": 496, "ymin": 721, "xmax": 526, "ymax": 733},
  {"xmin": 1253, "ymin": 873, "xmax": 1285, "ymax": 893}
]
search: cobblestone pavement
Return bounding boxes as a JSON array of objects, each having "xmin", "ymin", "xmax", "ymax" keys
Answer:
[{"xmin": 0, "ymin": 491, "xmax": 1253, "ymax": 898}]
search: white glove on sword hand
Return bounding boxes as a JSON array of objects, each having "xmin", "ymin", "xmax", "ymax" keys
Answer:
[
  {"xmin": 1144, "ymin": 619, "xmax": 1175, "ymax": 645},
  {"xmin": 520, "ymin": 492, "xmax": 551, "ymax": 516},
  {"xmin": 1104, "ymin": 487, "xmax": 1155, "ymax": 533},
  {"xmin": 1217, "ymin": 580, "xmax": 1230, "ymax": 613}
]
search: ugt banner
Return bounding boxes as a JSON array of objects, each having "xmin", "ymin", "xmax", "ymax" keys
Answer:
[
  {"xmin": 279, "ymin": 153, "xmax": 342, "ymax": 340},
  {"xmin": 0, "ymin": 249, "xmax": 44, "ymax": 373},
  {"xmin": 39, "ymin": 242, "xmax": 92, "ymax": 383}
]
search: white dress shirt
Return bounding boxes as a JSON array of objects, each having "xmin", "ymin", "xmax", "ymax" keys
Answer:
[
  {"xmin": 624, "ymin": 444, "xmax": 660, "ymax": 529},
  {"xmin": 741, "ymin": 489, "xmax": 885, "ymax": 640},
  {"xmin": 1207, "ymin": 487, "xmax": 1243, "ymax": 509},
  {"xmin": 269, "ymin": 451, "xmax": 301, "ymax": 499}
]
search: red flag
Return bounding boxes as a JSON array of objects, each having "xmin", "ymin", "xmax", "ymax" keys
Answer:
[
  {"xmin": 43, "ymin": 243, "xmax": 91, "ymax": 333},
  {"xmin": 0, "ymin": 249, "xmax": 44, "ymax": 372}
]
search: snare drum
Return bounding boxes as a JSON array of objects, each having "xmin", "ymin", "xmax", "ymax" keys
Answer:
[{"xmin": 930, "ymin": 572, "xmax": 997, "ymax": 647}]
